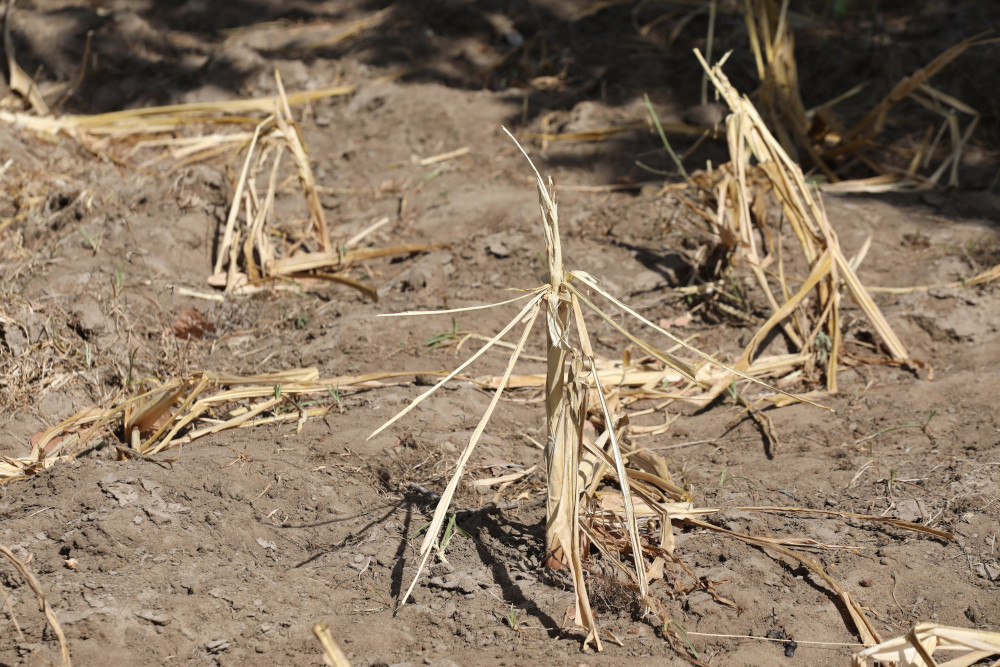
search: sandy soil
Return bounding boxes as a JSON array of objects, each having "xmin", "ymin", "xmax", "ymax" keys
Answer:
[{"xmin": 2, "ymin": 2, "xmax": 1000, "ymax": 665}]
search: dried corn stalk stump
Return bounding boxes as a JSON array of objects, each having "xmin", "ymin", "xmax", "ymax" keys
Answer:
[{"xmin": 370, "ymin": 128, "xmax": 822, "ymax": 651}]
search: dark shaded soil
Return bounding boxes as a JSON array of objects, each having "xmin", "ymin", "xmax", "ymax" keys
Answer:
[{"xmin": 2, "ymin": 1, "xmax": 999, "ymax": 665}]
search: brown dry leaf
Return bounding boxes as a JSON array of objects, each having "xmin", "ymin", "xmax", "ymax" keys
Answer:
[
  {"xmin": 30, "ymin": 431, "xmax": 65, "ymax": 455},
  {"xmin": 171, "ymin": 307, "xmax": 215, "ymax": 340},
  {"xmin": 645, "ymin": 556, "xmax": 666, "ymax": 582}
]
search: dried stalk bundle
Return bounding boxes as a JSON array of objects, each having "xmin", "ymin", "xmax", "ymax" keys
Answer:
[
  {"xmin": 746, "ymin": 0, "xmax": 990, "ymax": 189},
  {"xmin": 743, "ymin": 0, "xmax": 818, "ymax": 173},
  {"xmin": 0, "ymin": 368, "xmax": 435, "ymax": 484},
  {"xmin": 220, "ymin": 6, "xmax": 393, "ymax": 55},
  {"xmin": 684, "ymin": 51, "xmax": 911, "ymax": 394},
  {"xmin": 853, "ymin": 623, "xmax": 1000, "ymax": 667},
  {"xmin": 0, "ymin": 2, "xmax": 388, "ymax": 145},
  {"xmin": 476, "ymin": 351, "xmax": 820, "ymax": 413},
  {"xmin": 2, "ymin": 69, "xmax": 436, "ymax": 298},
  {"xmin": 0, "ymin": 86, "xmax": 353, "ymax": 138},
  {"xmin": 368, "ymin": 126, "xmax": 948, "ymax": 652},
  {"xmin": 2, "ymin": 6, "xmax": 431, "ymax": 297},
  {"xmin": 521, "ymin": 120, "xmax": 706, "ymax": 145},
  {"xmin": 370, "ymin": 128, "xmax": 824, "ymax": 651},
  {"xmin": 208, "ymin": 72, "xmax": 444, "ymax": 298}
]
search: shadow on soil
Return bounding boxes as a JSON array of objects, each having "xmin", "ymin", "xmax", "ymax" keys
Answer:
[{"xmin": 7, "ymin": 0, "xmax": 1000, "ymax": 187}]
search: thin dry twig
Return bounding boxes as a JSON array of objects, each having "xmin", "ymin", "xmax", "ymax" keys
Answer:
[
  {"xmin": 312, "ymin": 623, "xmax": 353, "ymax": 667},
  {"xmin": 0, "ymin": 545, "xmax": 72, "ymax": 666}
]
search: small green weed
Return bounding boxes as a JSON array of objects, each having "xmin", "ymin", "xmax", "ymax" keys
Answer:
[
  {"xmin": 79, "ymin": 226, "xmax": 101, "ymax": 253},
  {"xmin": 417, "ymin": 168, "xmax": 442, "ymax": 188},
  {"xmin": 505, "ymin": 604, "xmax": 519, "ymax": 631},
  {"xmin": 415, "ymin": 512, "xmax": 469, "ymax": 561},
  {"xmin": 670, "ymin": 621, "xmax": 700, "ymax": 659},
  {"xmin": 327, "ymin": 385, "xmax": 342, "ymax": 411},
  {"xmin": 425, "ymin": 317, "xmax": 460, "ymax": 350}
]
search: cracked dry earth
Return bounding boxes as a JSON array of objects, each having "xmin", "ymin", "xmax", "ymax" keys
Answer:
[{"xmin": 2, "ymin": 1, "xmax": 1000, "ymax": 666}]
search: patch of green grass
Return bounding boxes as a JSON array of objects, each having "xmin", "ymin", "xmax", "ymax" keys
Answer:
[
  {"xmin": 505, "ymin": 604, "xmax": 519, "ymax": 631},
  {"xmin": 327, "ymin": 385, "xmax": 342, "ymax": 411},
  {"xmin": 369, "ymin": 586, "xmax": 390, "ymax": 608},
  {"xmin": 414, "ymin": 512, "xmax": 469, "ymax": 561},
  {"xmin": 670, "ymin": 621, "xmax": 700, "ymax": 659},
  {"xmin": 425, "ymin": 317, "xmax": 460, "ymax": 350},
  {"xmin": 417, "ymin": 168, "xmax": 442, "ymax": 188},
  {"xmin": 642, "ymin": 93, "xmax": 691, "ymax": 186},
  {"xmin": 79, "ymin": 226, "xmax": 101, "ymax": 253}
]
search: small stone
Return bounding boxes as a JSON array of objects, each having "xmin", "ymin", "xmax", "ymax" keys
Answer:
[
  {"xmin": 487, "ymin": 240, "xmax": 509, "ymax": 258},
  {"xmin": 206, "ymin": 639, "xmax": 230, "ymax": 654},
  {"xmin": 456, "ymin": 575, "xmax": 477, "ymax": 594},
  {"xmin": 628, "ymin": 624, "xmax": 650, "ymax": 638},
  {"xmin": 439, "ymin": 573, "xmax": 465, "ymax": 590},
  {"xmin": 1, "ymin": 321, "xmax": 28, "ymax": 356},
  {"xmin": 892, "ymin": 498, "xmax": 926, "ymax": 523},
  {"xmin": 83, "ymin": 592, "xmax": 105, "ymax": 608},
  {"xmin": 683, "ymin": 102, "xmax": 727, "ymax": 128},
  {"xmin": 68, "ymin": 297, "xmax": 109, "ymax": 341},
  {"xmin": 137, "ymin": 610, "xmax": 171, "ymax": 626},
  {"xmin": 966, "ymin": 604, "xmax": 983, "ymax": 624}
]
